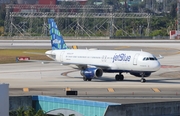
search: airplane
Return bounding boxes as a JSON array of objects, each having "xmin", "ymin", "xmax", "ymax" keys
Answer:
[{"xmin": 29, "ymin": 18, "xmax": 162, "ymax": 83}]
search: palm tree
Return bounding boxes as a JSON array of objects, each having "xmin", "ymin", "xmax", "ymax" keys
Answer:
[
  {"xmin": 24, "ymin": 107, "xmax": 36, "ymax": 116},
  {"xmin": 69, "ymin": 114, "xmax": 75, "ymax": 116},
  {"xmin": 57, "ymin": 113, "xmax": 65, "ymax": 116},
  {"xmin": 34, "ymin": 109, "xmax": 47, "ymax": 116},
  {"xmin": 9, "ymin": 107, "xmax": 47, "ymax": 116},
  {"xmin": 9, "ymin": 110, "xmax": 16, "ymax": 116}
]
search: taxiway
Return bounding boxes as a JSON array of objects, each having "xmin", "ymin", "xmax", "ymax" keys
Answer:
[{"xmin": 0, "ymin": 40, "xmax": 180, "ymax": 104}]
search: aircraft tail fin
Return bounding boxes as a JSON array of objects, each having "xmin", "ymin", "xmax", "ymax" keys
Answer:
[{"xmin": 48, "ymin": 18, "xmax": 68, "ymax": 50}]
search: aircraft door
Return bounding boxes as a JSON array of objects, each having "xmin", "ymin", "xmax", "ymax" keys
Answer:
[
  {"xmin": 59, "ymin": 51, "xmax": 65, "ymax": 62},
  {"xmin": 102, "ymin": 55, "xmax": 107, "ymax": 62},
  {"xmin": 133, "ymin": 53, "xmax": 140, "ymax": 65}
]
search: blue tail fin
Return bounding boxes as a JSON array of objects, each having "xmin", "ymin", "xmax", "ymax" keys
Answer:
[{"xmin": 48, "ymin": 18, "xmax": 68, "ymax": 50}]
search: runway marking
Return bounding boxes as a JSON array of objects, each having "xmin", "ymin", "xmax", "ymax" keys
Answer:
[
  {"xmin": 108, "ymin": 88, "xmax": 114, "ymax": 92},
  {"xmin": 161, "ymin": 65, "xmax": 180, "ymax": 68},
  {"xmin": 61, "ymin": 70, "xmax": 78, "ymax": 77},
  {"xmin": 23, "ymin": 88, "xmax": 29, "ymax": 92},
  {"xmin": 65, "ymin": 87, "xmax": 71, "ymax": 91},
  {"xmin": 152, "ymin": 88, "xmax": 161, "ymax": 92}
]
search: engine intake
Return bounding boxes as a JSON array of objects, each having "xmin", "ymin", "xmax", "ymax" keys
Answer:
[{"xmin": 80, "ymin": 68, "xmax": 103, "ymax": 79}]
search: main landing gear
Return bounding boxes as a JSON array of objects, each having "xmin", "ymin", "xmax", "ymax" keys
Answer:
[
  {"xmin": 83, "ymin": 77, "xmax": 92, "ymax": 81},
  {"xmin": 115, "ymin": 73, "xmax": 124, "ymax": 81}
]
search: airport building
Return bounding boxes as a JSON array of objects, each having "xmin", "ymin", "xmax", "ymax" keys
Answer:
[
  {"xmin": 0, "ymin": 0, "xmax": 10, "ymax": 4},
  {"xmin": 0, "ymin": 84, "xmax": 9, "ymax": 116},
  {"xmin": 9, "ymin": 95, "xmax": 180, "ymax": 116},
  {"xmin": 16, "ymin": 0, "xmax": 87, "ymax": 5}
]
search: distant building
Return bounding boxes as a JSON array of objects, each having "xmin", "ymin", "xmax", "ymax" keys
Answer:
[
  {"xmin": 38, "ymin": 0, "xmax": 56, "ymax": 5},
  {"xmin": 156, "ymin": 0, "xmax": 163, "ymax": 2},
  {"xmin": 0, "ymin": 0, "xmax": 10, "ymax": 4},
  {"xmin": 93, "ymin": 0, "xmax": 103, "ymax": 5},
  {"xmin": 17, "ymin": 0, "xmax": 38, "ymax": 4},
  {"xmin": 128, "ymin": 0, "xmax": 142, "ymax": 5},
  {"xmin": 0, "ymin": 84, "xmax": 9, "ymax": 116},
  {"xmin": 120, "ymin": 0, "xmax": 142, "ymax": 6},
  {"xmin": 57, "ymin": 0, "xmax": 87, "ymax": 5}
]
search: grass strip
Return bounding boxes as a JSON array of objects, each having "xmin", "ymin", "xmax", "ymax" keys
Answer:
[{"xmin": 0, "ymin": 49, "xmax": 50, "ymax": 64}]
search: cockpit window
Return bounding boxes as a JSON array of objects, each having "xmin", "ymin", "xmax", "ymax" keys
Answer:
[
  {"xmin": 154, "ymin": 57, "xmax": 157, "ymax": 60},
  {"xmin": 143, "ymin": 57, "xmax": 157, "ymax": 61},
  {"xmin": 149, "ymin": 57, "xmax": 154, "ymax": 60}
]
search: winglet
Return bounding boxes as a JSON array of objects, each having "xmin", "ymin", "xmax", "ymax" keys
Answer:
[
  {"xmin": 48, "ymin": 18, "xmax": 69, "ymax": 50},
  {"xmin": 157, "ymin": 55, "xmax": 164, "ymax": 59}
]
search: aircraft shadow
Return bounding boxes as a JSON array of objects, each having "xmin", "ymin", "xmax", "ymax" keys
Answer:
[{"xmin": 59, "ymin": 74, "xmax": 180, "ymax": 84}]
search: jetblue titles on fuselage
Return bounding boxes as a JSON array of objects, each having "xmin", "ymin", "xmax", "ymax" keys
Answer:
[{"xmin": 112, "ymin": 53, "xmax": 131, "ymax": 63}]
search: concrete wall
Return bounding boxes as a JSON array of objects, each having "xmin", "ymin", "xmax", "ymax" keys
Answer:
[
  {"xmin": 9, "ymin": 96, "xmax": 32, "ymax": 111},
  {"xmin": 0, "ymin": 84, "xmax": 9, "ymax": 116},
  {"xmin": 8, "ymin": 96, "xmax": 180, "ymax": 116},
  {"xmin": 104, "ymin": 101, "xmax": 180, "ymax": 116}
]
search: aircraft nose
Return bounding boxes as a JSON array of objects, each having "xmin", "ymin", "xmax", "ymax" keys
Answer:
[{"xmin": 152, "ymin": 61, "xmax": 161, "ymax": 71}]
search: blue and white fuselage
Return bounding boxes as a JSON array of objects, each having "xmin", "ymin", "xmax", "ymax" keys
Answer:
[{"xmin": 46, "ymin": 19, "xmax": 161, "ymax": 83}]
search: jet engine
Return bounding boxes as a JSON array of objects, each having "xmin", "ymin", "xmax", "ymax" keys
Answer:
[
  {"xmin": 130, "ymin": 72, "xmax": 151, "ymax": 77},
  {"xmin": 80, "ymin": 68, "xmax": 103, "ymax": 79}
]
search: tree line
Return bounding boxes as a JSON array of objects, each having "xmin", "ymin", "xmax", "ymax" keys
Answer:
[{"xmin": 0, "ymin": 1, "xmax": 178, "ymax": 37}]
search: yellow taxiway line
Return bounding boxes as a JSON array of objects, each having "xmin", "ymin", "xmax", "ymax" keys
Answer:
[
  {"xmin": 108, "ymin": 88, "xmax": 115, "ymax": 92},
  {"xmin": 152, "ymin": 88, "xmax": 161, "ymax": 92}
]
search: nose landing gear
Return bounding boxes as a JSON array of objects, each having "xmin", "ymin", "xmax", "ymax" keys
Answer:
[
  {"xmin": 140, "ymin": 73, "xmax": 146, "ymax": 83},
  {"xmin": 141, "ymin": 78, "xmax": 146, "ymax": 83}
]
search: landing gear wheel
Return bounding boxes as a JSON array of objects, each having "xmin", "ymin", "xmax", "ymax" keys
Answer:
[
  {"xmin": 115, "ymin": 75, "xmax": 119, "ymax": 81},
  {"xmin": 141, "ymin": 78, "xmax": 146, "ymax": 83},
  {"xmin": 120, "ymin": 75, "xmax": 124, "ymax": 81},
  {"xmin": 83, "ymin": 77, "xmax": 88, "ymax": 81},
  {"xmin": 87, "ymin": 78, "xmax": 92, "ymax": 81},
  {"xmin": 115, "ymin": 74, "xmax": 124, "ymax": 81}
]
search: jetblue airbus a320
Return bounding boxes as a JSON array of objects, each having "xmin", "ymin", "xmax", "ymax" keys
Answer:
[{"xmin": 41, "ymin": 19, "xmax": 161, "ymax": 83}]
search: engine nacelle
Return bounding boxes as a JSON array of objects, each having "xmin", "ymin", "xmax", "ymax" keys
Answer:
[
  {"xmin": 80, "ymin": 68, "xmax": 103, "ymax": 79},
  {"xmin": 130, "ymin": 72, "xmax": 151, "ymax": 77}
]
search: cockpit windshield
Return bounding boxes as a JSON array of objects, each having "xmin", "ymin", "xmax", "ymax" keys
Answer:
[{"xmin": 143, "ymin": 57, "xmax": 157, "ymax": 61}]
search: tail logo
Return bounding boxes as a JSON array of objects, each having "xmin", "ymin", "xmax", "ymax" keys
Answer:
[
  {"xmin": 48, "ymin": 18, "xmax": 69, "ymax": 50},
  {"xmin": 53, "ymin": 39, "xmax": 61, "ymax": 44}
]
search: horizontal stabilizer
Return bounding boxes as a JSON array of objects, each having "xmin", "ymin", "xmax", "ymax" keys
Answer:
[{"xmin": 23, "ymin": 51, "xmax": 45, "ymax": 55}]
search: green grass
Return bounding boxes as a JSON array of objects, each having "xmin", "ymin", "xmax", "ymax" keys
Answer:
[{"xmin": 0, "ymin": 49, "xmax": 51, "ymax": 64}]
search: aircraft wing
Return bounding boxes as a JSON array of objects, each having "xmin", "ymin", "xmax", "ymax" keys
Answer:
[
  {"xmin": 17, "ymin": 59, "xmax": 60, "ymax": 64},
  {"xmin": 23, "ymin": 51, "xmax": 56, "ymax": 56},
  {"xmin": 23, "ymin": 51, "xmax": 45, "ymax": 55}
]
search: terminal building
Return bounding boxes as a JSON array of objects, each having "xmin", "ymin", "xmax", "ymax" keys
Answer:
[
  {"xmin": 0, "ymin": 0, "xmax": 10, "ymax": 4},
  {"xmin": 0, "ymin": 84, "xmax": 9, "ymax": 116},
  {"xmin": 16, "ymin": 0, "xmax": 87, "ymax": 5}
]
